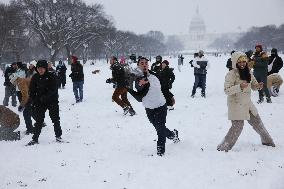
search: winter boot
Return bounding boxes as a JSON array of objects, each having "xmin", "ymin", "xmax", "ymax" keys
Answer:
[
  {"xmin": 262, "ymin": 142, "xmax": 276, "ymax": 147},
  {"xmin": 257, "ymin": 97, "xmax": 264, "ymax": 104},
  {"xmin": 56, "ymin": 137, "xmax": 64, "ymax": 143},
  {"xmin": 129, "ymin": 108, "xmax": 136, "ymax": 116},
  {"xmin": 201, "ymin": 91, "xmax": 206, "ymax": 98},
  {"xmin": 266, "ymin": 97, "xmax": 272, "ymax": 103},
  {"xmin": 157, "ymin": 145, "xmax": 165, "ymax": 156},
  {"xmin": 172, "ymin": 129, "xmax": 180, "ymax": 143},
  {"xmin": 190, "ymin": 93, "xmax": 195, "ymax": 98},
  {"xmin": 123, "ymin": 106, "xmax": 130, "ymax": 115},
  {"xmin": 26, "ymin": 139, "xmax": 39, "ymax": 146}
]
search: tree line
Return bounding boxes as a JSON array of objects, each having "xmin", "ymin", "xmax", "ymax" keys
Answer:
[
  {"xmin": 210, "ymin": 24, "xmax": 284, "ymax": 52},
  {"xmin": 0, "ymin": 0, "xmax": 183, "ymax": 64}
]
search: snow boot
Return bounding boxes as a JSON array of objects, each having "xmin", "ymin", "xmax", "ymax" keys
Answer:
[
  {"xmin": 172, "ymin": 129, "xmax": 180, "ymax": 143},
  {"xmin": 129, "ymin": 108, "xmax": 136, "ymax": 116},
  {"xmin": 257, "ymin": 97, "xmax": 264, "ymax": 104},
  {"xmin": 157, "ymin": 145, "xmax": 165, "ymax": 156},
  {"xmin": 26, "ymin": 139, "xmax": 39, "ymax": 146},
  {"xmin": 266, "ymin": 97, "xmax": 272, "ymax": 103},
  {"xmin": 56, "ymin": 137, "xmax": 64, "ymax": 143},
  {"xmin": 123, "ymin": 106, "xmax": 130, "ymax": 115}
]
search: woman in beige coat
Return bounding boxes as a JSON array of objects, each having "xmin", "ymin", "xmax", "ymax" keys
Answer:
[{"xmin": 217, "ymin": 52, "xmax": 275, "ymax": 152}]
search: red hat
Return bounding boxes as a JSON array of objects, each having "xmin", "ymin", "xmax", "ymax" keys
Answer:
[
  {"xmin": 162, "ymin": 60, "xmax": 169, "ymax": 66},
  {"xmin": 255, "ymin": 43, "xmax": 263, "ymax": 51},
  {"xmin": 71, "ymin": 55, "xmax": 78, "ymax": 62}
]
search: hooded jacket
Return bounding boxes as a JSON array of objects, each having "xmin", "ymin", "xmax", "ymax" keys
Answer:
[{"xmin": 225, "ymin": 52, "xmax": 259, "ymax": 120}]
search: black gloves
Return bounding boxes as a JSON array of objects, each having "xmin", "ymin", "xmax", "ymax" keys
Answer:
[
  {"xmin": 106, "ymin": 78, "xmax": 112, "ymax": 83},
  {"xmin": 18, "ymin": 105, "xmax": 24, "ymax": 112}
]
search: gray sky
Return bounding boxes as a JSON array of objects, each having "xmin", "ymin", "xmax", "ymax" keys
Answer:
[
  {"xmin": 91, "ymin": 0, "xmax": 284, "ymax": 35},
  {"xmin": 1, "ymin": 0, "xmax": 284, "ymax": 35}
]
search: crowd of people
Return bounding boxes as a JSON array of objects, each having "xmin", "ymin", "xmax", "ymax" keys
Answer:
[{"xmin": 0, "ymin": 44, "xmax": 282, "ymax": 156}]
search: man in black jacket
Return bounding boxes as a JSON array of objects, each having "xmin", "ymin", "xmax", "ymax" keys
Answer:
[
  {"xmin": 106, "ymin": 56, "xmax": 135, "ymax": 116},
  {"xmin": 157, "ymin": 60, "xmax": 175, "ymax": 110},
  {"xmin": 2, "ymin": 63, "xmax": 17, "ymax": 107},
  {"xmin": 150, "ymin": 55, "xmax": 162, "ymax": 73},
  {"xmin": 268, "ymin": 48, "xmax": 283, "ymax": 75},
  {"xmin": 56, "ymin": 60, "xmax": 67, "ymax": 89},
  {"xmin": 69, "ymin": 56, "xmax": 84, "ymax": 103},
  {"xmin": 26, "ymin": 60, "xmax": 63, "ymax": 145},
  {"xmin": 226, "ymin": 50, "xmax": 235, "ymax": 71}
]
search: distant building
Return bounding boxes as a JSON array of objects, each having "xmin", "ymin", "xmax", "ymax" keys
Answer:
[{"xmin": 177, "ymin": 6, "xmax": 241, "ymax": 51}]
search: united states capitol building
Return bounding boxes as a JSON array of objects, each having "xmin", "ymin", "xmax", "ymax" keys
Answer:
[{"xmin": 177, "ymin": 7, "xmax": 241, "ymax": 51}]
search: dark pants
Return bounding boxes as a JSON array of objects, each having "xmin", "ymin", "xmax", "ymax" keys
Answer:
[
  {"xmin": 32, "ymin": 102, "xmax": 62, "ymax": 141},
  {"xmin": 3, "ymin": 85, "xmax": 17, "ymax": 106},
  {"xmin": 23, "ymin": 102, "xmax": 34, "ymax": 132},
  {"xmin": 73, "ymin": 81, "xmax": 84, "ymax": 101},
  {"xmin": 161, "ymin": 88, "xmax": 174, "ymax": 106},
  {"xmin": 58, "ymin": 74, "xmax": 66, "ymax": 88},
  {"xmin": 254, "ymin": 74, "xmax": 270, "ymax": 99},
  {"xmin": 145, "ymin": 104, "xmax": 174, "ymax": 147},
  {"xmin": 192, "ymin": 74, "xmax": 206, "ymax": 95},
  {"xmin": 112, "ymin": 87, "xmax": 132, "ymax": 108},
  {"xmin": 17, "ymin": 91, "xmax": 22, "ymax": 103}
]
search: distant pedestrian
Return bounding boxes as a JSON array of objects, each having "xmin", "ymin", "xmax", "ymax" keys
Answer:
[{"xmin": 69, "ymin": 56, "xmax": 84, "ymax": 103}]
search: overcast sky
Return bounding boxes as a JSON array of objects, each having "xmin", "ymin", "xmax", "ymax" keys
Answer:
[
  {"xmin": 91, "ymin": 0, "xmax": 284, "ymax": 35},
  {"xmin": 1, "ymin": 0, "xmax": 284, "ymax": 35}
]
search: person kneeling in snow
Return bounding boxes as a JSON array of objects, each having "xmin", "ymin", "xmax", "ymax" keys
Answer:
[
  {"xmin": 267, "ymin": 73, "xmax": 283, "ymax": 97},
  {"xmin": 217, "ymin": 52, "xmax": 275, "ymax": 152},
  {"xmin": 128, "ymin": 57, "xmax": 180, "ymax": 156},
  {"xmin": 0, "ymin": 105, "xmax": 20, "ymax": 141}
]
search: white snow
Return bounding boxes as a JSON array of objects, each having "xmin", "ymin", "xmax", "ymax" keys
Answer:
[{"xmin": 0, "ymin": 55, "xmax": 284, "ymax": 189}]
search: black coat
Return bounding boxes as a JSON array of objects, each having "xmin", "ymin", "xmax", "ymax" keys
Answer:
[
  {"xmin": 110, "ymin": 62, "xmax": 128, "ymax": 88},
  {"xmin": 157, "ymin": 66, "xmax": 175, "ymax": 90},
  {"xmin": 56, "ymin": 64, "xmax": 67, "ymax": 75},
  {"xmin": 226, "ymin": 58, "xmax": 233, "ymax": 71},
  {"xmin": 70, "ymin": 62, "xmax": 84, "ymax": 82},
  {"xmin": 29, "ymin": 72, "xmax": 59, "ymax": 105},
  {"xmin": 4, "ymin": 66, "xmax": 16, "ymax": 86},
  {"xmin": 151, "ymin": 62, "xmax": 161, "ymax": 73},
  {"xmin": 268, "ymin": 55, "xmax": 283, "ymax": 75}
]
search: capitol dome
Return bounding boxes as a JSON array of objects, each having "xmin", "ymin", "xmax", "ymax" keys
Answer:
[{"xmin": 189, "ymin": 7, "xmax": 206, "ymax": 33}]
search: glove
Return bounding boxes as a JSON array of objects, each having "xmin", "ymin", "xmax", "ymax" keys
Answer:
[
  {"xmin": 18, "ymin": 105, "xmax": 24, "ymax": 112},
  {"xmin": 106, "ymin": 78, "xmax": 112, "ymax": 83}
]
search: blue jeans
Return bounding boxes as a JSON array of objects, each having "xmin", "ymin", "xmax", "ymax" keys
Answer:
[
  {"xmin": 192, "ymin": 74, "xmax": 206, "ymax": 95},
  {"xmin": 145, "ymin": 104, "xmax": 174, "ymax": 147},
  {"xmin": 73, "ymin": 81, "xmax": 84, "ymax": 101}
]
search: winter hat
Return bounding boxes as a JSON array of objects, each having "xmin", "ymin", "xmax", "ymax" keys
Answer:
[
  {"xmin": 162, "ymin": 60, "xmax": 169, "ymax": 66},
  {"xmin": 156, "ymin": 55, "xmax": 162, "ymax": 62},
  {"xmin": 30, "ymin": 60, "xmax": 37, "ymax": 67},
  {"xmin": 9, "ymin": 73, "xmax": 18, "ymax": 85},
  {"xmin": 230, "ymin": 50, "xmax": 236, "ymax": 55},
  {"xmin": 271, "ymin": 48, "xmax": 278, "ymax": 56},
  {"xmin": 231, "ymin": 51, "xmax": 248, "ymax": 69},
  {"xmin": 16, "ymin": 62, "xmax": 23, "ymax": 68},
  {"xmin": 36, "ymin": 60, "xmax": 48, "ymax": 69},
  {"xmin": 198, "ymin": 50, "xmax": 204, "ymax": 56},
  {"xmin": 255, "ymin": 43, "xmax": 263, "ymax": 51},
  {"xmin": 71, "ymin": 55, "xmax": 78, "ymax": 62}
]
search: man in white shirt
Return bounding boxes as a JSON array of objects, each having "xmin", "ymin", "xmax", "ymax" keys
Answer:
[{"xmin": 134, "ymin": 57, "xmax": 180, "ymax": 156}]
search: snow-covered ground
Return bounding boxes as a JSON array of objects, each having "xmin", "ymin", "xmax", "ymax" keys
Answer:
[{"xmin": 0, "ymin": 55, "xmax": 284, "ymax": 189}]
